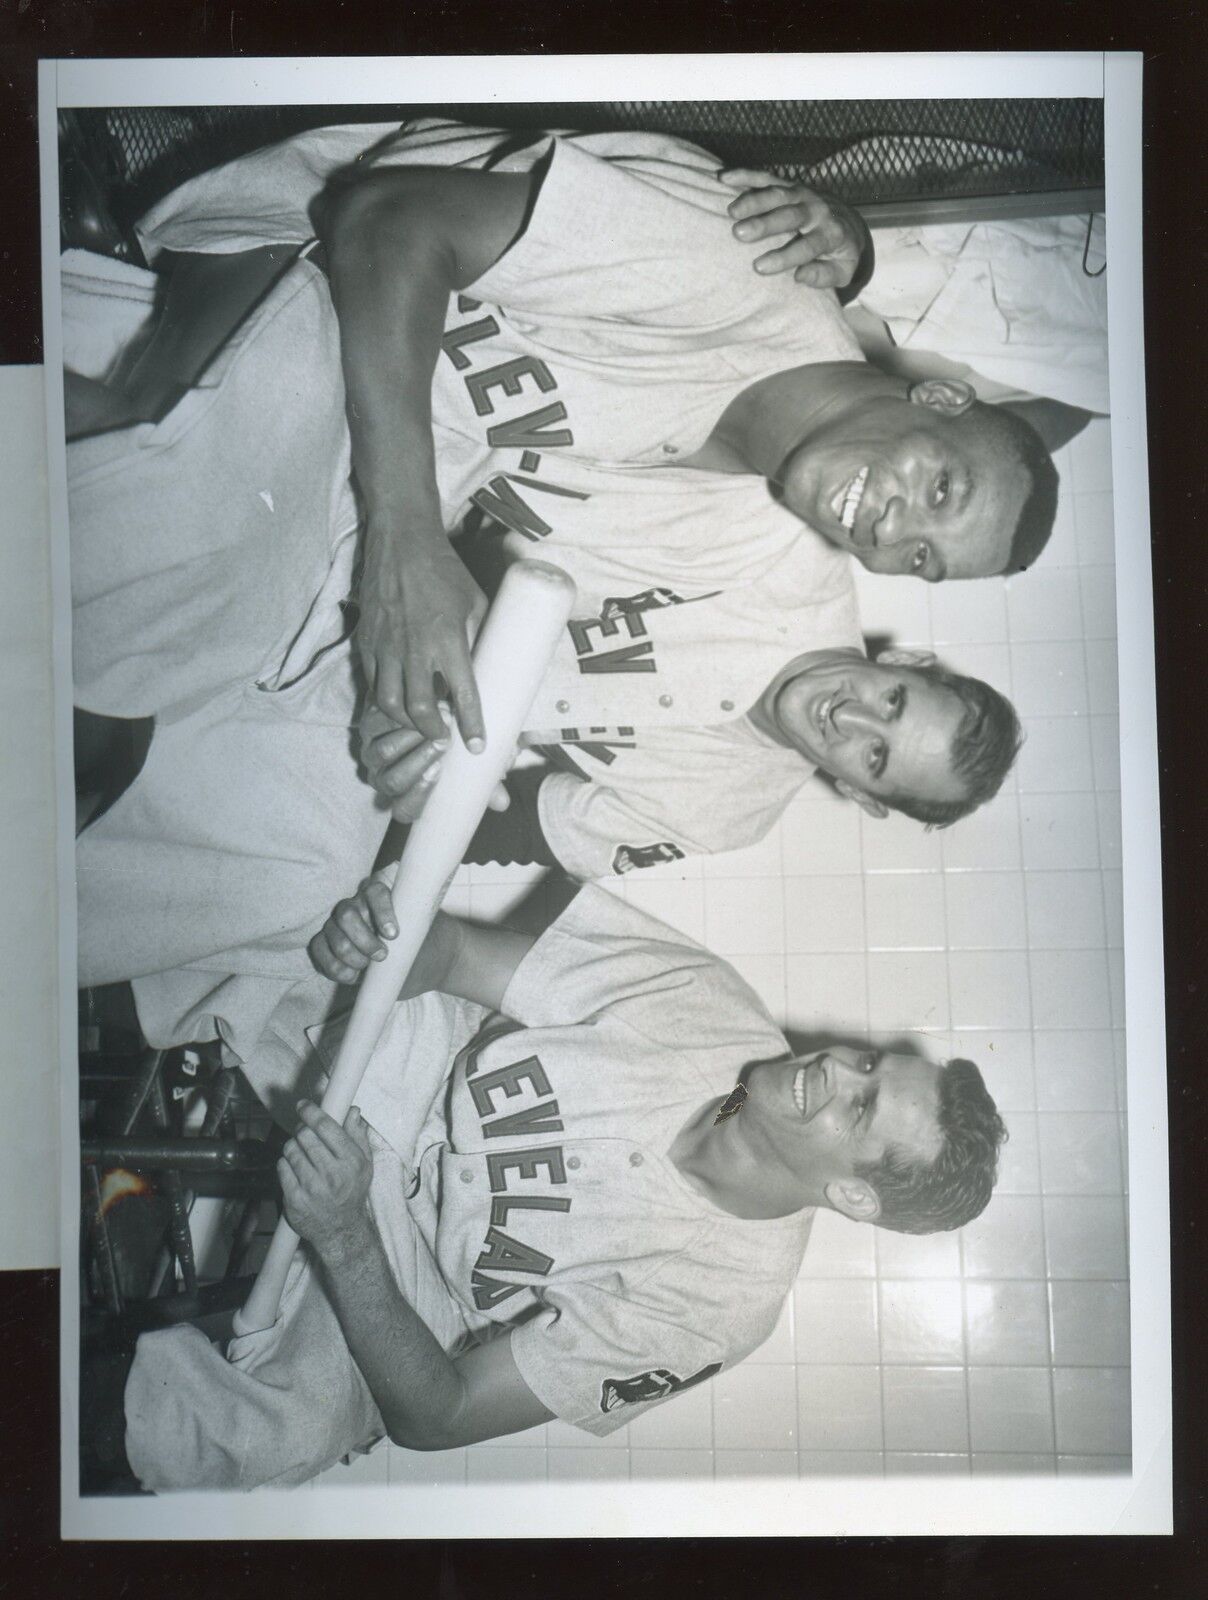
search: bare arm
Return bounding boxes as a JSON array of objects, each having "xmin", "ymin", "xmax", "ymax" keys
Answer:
[
  {"xmin": 281, "ymin": 1103, "xmax": 553, "ymax": 1450},
  {"xmin": 317, "ymin": 166, "xmax": 537, "ymax": 745},
  {"xmin": 310, "ymin": 876, "xmax": 537, "ymax": 1013}
]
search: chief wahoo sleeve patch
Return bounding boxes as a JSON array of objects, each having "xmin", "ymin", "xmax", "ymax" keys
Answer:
[
  {"xmin": 612, "ymin": 841, "xmax": 686, "ymax": 875},
  {"xmin": 600, "ymin": 1362, "xmax": 722, "ymax": 1413}
]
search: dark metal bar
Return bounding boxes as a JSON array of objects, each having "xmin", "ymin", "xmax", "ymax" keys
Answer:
[
  {"xmin": 82, "ymin": 1275, "xmax": 259, "ymax": 1344},
  {"xmin": 81, "ymin": 1137, "xmax": 277, "ymax": 1172},
  {"xmin": 224, "ymin": 1197, "xmax": 267, "ymax": 1282},
  {"xmin": 147, "ymin": 1241, "xmax": 174, "ymax": 1301},
  {"xmin": 200, "ymin": 1067, "xmax": 239, "ymax": 1138},
  {"xmin": 82, "ymin": 1163, "xmax": 123, "ymax": 1316},
  {"xmin": 858, "ymin": 187, "xmax": 1106, "ymax": 228},
  {"xmin": 148, "ymin": 1071, "xmax": 197, "ymax": 1296},
  {"xmin": 118, "ymin": 1048, "xmax": 166, "ymax": 1135}
]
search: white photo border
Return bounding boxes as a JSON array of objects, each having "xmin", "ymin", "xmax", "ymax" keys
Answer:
[{"xmin": 43, "ymin": 50, "xmax": 1167, "ymax": 1539}]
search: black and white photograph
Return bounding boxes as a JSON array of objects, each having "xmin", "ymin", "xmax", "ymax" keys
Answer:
[{"xmin": 43, "ymin": 52, "xmax": 1168, "ymax": 1539}]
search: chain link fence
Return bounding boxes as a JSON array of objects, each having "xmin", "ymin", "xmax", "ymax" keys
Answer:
[{"xmin": 61, "ymin": 99, "xmax": 1104, "ymax": 261}]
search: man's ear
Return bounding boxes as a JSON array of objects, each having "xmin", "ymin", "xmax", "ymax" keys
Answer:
[
  {"xmin": 875, "ymin": 646, "xmax": 936, "ymax": 670},
  {"xmin": 835, "ymin": 777, "xmax": 889, "ymax": 819},
  {"xmin": 906, "ymin": 377, "xmax": 977, "ymax": 416},
  {"xmin": 824, "ymin": 1177, "xmax": 881, "ymax": 1224}
]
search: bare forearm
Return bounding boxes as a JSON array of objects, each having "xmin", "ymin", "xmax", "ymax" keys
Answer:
[
  {"xmin": 322, "ymin": 181, "xmax": 453, "ymax": 543},
  {"xmin": 418, "ymin": 907, "xmax": 535, "ymax": 1013},
  {"xmin": 317, "ymin": 1214, "xmax": 467, "ymax": 1450},
  {"xmin": 321, "ymin": 168, "xmax": 534, "ymax": 537}
]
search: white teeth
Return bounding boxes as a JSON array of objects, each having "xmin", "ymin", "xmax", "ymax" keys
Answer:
[
  {"xmin": 840, "ymin": 466, "xmax": 869, "ymax": 531},
  {"xmin": 792, "ymin": 1066, "xmax": 806, "ymax": 1116}
]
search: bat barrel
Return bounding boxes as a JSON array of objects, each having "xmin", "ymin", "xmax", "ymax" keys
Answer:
[{"xmin": 232, "ymin": 559, "xmax": 576, "ymax": 1338}]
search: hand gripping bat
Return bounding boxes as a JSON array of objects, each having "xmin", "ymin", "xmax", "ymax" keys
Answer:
[{"xmin": 232, "ymin": 558, "xmax": 576, "ymax": 1337}]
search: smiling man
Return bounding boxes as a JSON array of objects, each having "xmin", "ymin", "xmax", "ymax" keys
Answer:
[
  {"xmin": 95, "ymin": 884, "xmax": 1005, "ymax": 1493},
  {"xmin": 78, "ymin": 514, "xmax": 1022, "ymax": 1067},
  {"xmin": 745, "ymin": 647, "xmax": 1013, "ymax": 824},
  {"xmin": 351, "ymin": 637, "xmax": 1021, "ymax": 905},
  {"xmin": 71, "ymin": 116, "xmax": 1057, "ymax": 767},
  {"xmin": 688, "ymin": 362, "xmax": 1055, "ymax": 582}
]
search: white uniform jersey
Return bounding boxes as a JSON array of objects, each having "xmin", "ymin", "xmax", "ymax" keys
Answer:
[
  {"xmin": 135, "ymin": 115, "xmax": 862, "ymax": 639},
  {"xmin": 521, "ymin": 537, "xmax": 863, "ymax": 879},
  {"xmin": 72, "ymin": 117, "xmax": 866, "ymax": 1050},
  {"xmin": 125, "ymin": 888, "xmax": 813, "ymax": 1487}
]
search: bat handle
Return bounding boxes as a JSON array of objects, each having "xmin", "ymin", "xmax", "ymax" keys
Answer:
[{"xmin": 230, "ymin": 558, "xmax": 576, "ymax": 1340}]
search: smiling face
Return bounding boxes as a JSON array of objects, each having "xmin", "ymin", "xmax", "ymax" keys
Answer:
[
  {"xmin": 746, "ymin": 1047, "xmax": 943, "ymax": 1213},
  {"xmin": 778, "ymin": 389, "xmax": 1032, "ymax": 580},
  {"xmin": 764, "ymin": 654, "xmax": 970, "ymax": 815}
]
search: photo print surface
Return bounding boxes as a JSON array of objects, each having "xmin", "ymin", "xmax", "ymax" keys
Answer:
[{"xmin": 47, "ymin": 52, "xmax": 1165, "ymax": 1539}]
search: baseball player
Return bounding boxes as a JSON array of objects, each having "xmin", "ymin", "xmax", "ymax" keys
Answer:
[
  {"xmin": 80, "ymin": 532, "xmax": 1020, "ymax": 1068},
  {"xmin": 92, "ymin": 883, "xmax": 1005, "ymax": 1492},
  {"xmin": 69, "ymin": 116, "xmax": 1024, "ymax": 1050},
  {"xmin": 71, "ymin": 116, "xmax": 1057, "ymax": 762}
]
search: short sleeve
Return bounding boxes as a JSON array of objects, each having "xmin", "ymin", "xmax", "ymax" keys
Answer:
[
  {"xmin": 468, "ymin": 138, "xmax": 797, "ymax": 333},
  {"xmin": 508, "ymin": 1276, "xmax": 731, "ymax": 1438},
  {"xmin": 498, "ymin": 883, "xmax": 781, "ymax": 1058},
  {"xmin": 535, "ymin": 730, "xmax": 809, "ymax": 883},
  {"xmin": 536, "ymin": 769, "xmax": 709, "ymax": 882}
]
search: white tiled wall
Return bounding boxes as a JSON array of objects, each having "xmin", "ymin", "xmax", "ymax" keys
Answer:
[{"xmin": 313, "ymin": 420, "xmax": 1129, "ymax": 1490}]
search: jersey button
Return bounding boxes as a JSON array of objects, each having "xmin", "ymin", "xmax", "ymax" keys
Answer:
[
  {"xmin": 628, "ymin": 1152, "xmax": 644, "ymax": 1167},
  {"xmin": 566, "ymin": 1156, "xmax": 581, "ymax": 1171},
  {"xmin": 662, "ymin": 443, "xmax": 679, "ymax": 455},
  {"xmin": 459, "ymin": 1169, "xmax": 473, "ymax": 1184},
  {"xmin": 720, "ymin": 699, "xmax": 735, "ymax": 712},
  {"xmin": 556, "ymin": 699, "xmax": 570, "ymax": 713},
  {"xmin": 658, "ymin": 694, "xmax": 673, "ymax": 708}
]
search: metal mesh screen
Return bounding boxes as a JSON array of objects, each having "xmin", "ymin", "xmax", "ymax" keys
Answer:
[{"xmin": 61, "ymin": 99, "xmax": 1104, "ymax": 259}]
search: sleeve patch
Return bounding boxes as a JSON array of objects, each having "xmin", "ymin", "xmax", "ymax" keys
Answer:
[
  {"xmin": 599, "ymin": 1361, "xmax": 722, "ymax": 1413},
  {"xmin": 612, "ymin": 841, "xmax": 686, "ymax": 875}
]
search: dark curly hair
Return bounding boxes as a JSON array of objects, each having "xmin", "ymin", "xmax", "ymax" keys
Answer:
[
  {"xmin": 962, "ymin": 401, "xmax": 1060, "ymax": 575},
  {"xmin": 856, "ymin": 1057, "xmax": 1007, "ymax": 1235}
]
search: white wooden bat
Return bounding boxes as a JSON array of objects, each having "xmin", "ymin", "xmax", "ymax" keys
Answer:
[{"xmin": 233, "ymin": 558, "xmax": 576, "ymax": 1337}]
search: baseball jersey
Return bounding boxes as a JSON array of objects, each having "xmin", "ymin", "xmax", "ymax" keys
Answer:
[
  {"xmin": 75, "ymin": 117, "xmax": 867, "ymax": 1052},
  {"xmin": 304, "ymin": 884, "xmax": 814, "ymax": 1438},
  {"xmin": 514, "ymin": 532, "xmax": 864, "ymax": 879},
  {"xmin": 124, "ymin": 887, "xmax": 813, "ymax": 1488},
  {"xmin": 135, "ymin": 116, "xmax": 864, "ymax": 619}
]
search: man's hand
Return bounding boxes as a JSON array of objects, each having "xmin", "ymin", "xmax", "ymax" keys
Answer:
[
  {"xmin": 278, "ymin": 1102, "xmax": 374, "ymax": 1258},
  {"xmin": 360, "ymin": 703, "xmax": 512, "ymax": 826},
  {"xmin": 720, "ymin": 168, "xmax": 870, "ymax": 294},
  {"xmin": 357, "ymin": 536, "xmax": 489, "ymax": 751},
  {"xmin": 309, "ymin": 876, "xmax": 399, "ymax": 983},
  {"xmin": 308, "ymin": 874, "xmax": 465, "ymax": 994}
]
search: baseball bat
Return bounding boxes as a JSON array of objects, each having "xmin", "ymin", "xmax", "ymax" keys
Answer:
[{"xmin": 232, "ymin": 558, "xmax": 576, "ymax": 1337}]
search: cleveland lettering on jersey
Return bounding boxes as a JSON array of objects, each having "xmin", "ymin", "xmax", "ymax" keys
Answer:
[
  {"xmin": 459, "ymin": 1024, "xmax": 572, "ymax": 1312},
  {"xmin": 568, "ymin": 588, "xmax": 720, "ymax": 677},
  {"xmin": 536, "ymin": 727, "xmax": 637, "ymax": 778},
  {"xmin": 441, "ymin": 294, "xmax": 590, "ymax": 541}
]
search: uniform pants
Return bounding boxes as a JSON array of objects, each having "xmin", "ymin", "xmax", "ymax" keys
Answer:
[
  {"xmin": 68, "ymin": 252, "xmax": 392, "ymax": 1058},
  {"xmin": 124, "ymin": 990, "xmax": 480, "ymax": 1491},
  {"xmin": 125, "ymin": 1141, "xmax": 471, "ymax": 1491}
]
